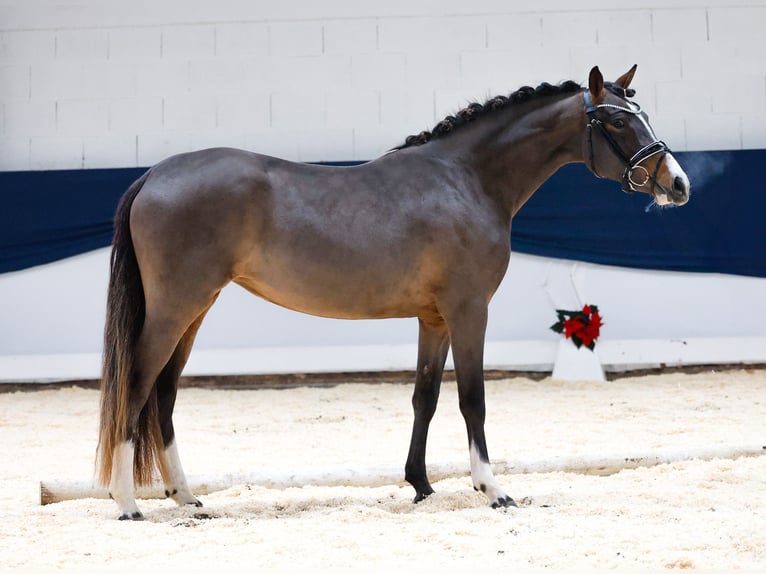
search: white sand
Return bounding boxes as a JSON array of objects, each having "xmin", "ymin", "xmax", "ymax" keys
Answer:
[{"xmin": 1, "ymin": 368, "xmax": 765, "ymax": 571}]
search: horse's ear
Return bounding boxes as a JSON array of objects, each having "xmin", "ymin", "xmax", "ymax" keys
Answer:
[
  {"xmin": 588, "ymin": 66, "xmax": 605, "ymax": 102},
  {"xmin": 615, "ymin": 64, "xmax": 638, "ymax": 89}
]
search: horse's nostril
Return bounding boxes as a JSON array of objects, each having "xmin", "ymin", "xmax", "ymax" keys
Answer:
[{"xmin": 673, "ymin": 176, "xmax": 687, "ymax": 195}]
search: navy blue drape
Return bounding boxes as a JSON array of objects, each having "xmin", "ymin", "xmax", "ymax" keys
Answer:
[
  {"xmin": 0, "ymin": 168, "xmax": 145, "ymax": 274},
  {"xmin": 512, "ymin": 150, "xmax": 765, "ymax": 277},
  {"xmin": 1, "ymin": 150, "xmax": 764, "ymax": 277}
]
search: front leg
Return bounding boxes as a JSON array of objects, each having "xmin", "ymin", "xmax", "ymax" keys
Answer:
[
  {"xmin": 469, "ymin": 440, "xmax": 516, "ymax": 508},
  {"xmin": 405, "ymin": 317, "xmax": 450, "ymax": 502},
  {"xmin": 447, "ymin": 300, "xmax": 516, "ymax": 509}
]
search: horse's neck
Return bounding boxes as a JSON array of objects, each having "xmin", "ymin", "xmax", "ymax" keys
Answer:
[{"xmin": 454, "ymin": 93, "xmax": 586, "ymax": 217}]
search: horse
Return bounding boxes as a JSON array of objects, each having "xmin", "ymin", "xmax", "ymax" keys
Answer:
[{"xmin": 97, "ymin": 65, "xmax": 690, "ymax": 520}]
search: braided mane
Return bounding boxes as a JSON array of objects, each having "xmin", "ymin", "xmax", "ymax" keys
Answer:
[{"xmin": 393, "ymin": 80, "xmax": 583, "ymax": 151}]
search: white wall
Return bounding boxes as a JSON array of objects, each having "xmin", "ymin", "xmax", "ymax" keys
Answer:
[
  {"xmin": 2, "ymin": 1, "xmax": 766, "ymax": 380},
  {"xmin": 2, "ymin": 1, "xmax": 766, "ymax": 171},
  {"xmin": 2, "ymin": 248, "xmax": 765, "ymax": 382}
]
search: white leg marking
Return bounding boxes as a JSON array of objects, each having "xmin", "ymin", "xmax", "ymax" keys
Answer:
[
  {"xmin": 163, "ymin": 440, "xmax": 201, "ymax": 507},
  {"xmin": 470, "ymin": 442, "xmax": 514, "ymax": 508},
  {"xmin": 109, "ymin": 441, "xmax": 143, "ymax": 519}
]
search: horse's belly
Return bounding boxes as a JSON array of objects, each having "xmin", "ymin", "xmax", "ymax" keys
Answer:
[{"xmin": 233, "ymin": 265, "xmax": 431, "ymax": 320}]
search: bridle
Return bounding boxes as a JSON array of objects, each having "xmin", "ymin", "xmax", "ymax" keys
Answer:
[{"xmin": 583, "ymin": 84, "xmax": 671, "ymax": 195}]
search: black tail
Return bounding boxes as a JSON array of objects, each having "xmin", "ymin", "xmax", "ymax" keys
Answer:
[{"xmin": 96, "ymin": 169, "xmax": 165, "ymax": 487}]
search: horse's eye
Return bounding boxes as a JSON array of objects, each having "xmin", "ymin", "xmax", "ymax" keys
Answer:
[{"xmin": 613, "ymin": 118, "xmax": 626, "ymax": 129}]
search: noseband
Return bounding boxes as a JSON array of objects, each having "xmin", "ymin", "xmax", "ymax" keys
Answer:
[{"xmin": 583, "ymin": 85, "xmax": 671, "ymax": 195}]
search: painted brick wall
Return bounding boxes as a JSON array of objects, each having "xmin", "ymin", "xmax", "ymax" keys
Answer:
[{"xmin": 1, "ymin": 0, "xmax": 764, "ymax": 171}]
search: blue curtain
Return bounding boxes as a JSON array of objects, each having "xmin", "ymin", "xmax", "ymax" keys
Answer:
[
  {"xmin": 1, "ymin": 150, "xmax": 764, "ymax": 277},
  {"xmin": 512, "ymin": 150, "xmax": 765, "ymax": 277}
]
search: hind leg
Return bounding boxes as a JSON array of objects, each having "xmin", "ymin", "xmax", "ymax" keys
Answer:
[
  {"xmin": 108, "ymin": 311, "xmax": 190, "ymax": 520},
  {"xmin": 156, "ymin": 306, "xmax": 216, "ymax": 508},
  {"xmin": 109, "ymin": 441, "xmax": 142, "ymax": 520},
  {"xmin": 109, "ymin": 296, "xmax": 217, "ymax": 520}
]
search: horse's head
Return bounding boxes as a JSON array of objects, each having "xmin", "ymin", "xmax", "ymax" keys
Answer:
[{"xmin": 583, "ymin": 65, "xmax": 690, "ymax": 207}]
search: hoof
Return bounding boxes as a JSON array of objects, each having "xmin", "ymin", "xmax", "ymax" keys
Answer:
[
  {"xmin": 412, "ymin": 490, "xmax": 434, "ymax": 504},
  {"xmin": 407, "ymin": 476, "xmax": 434, "ymax": 504},
  {"xmin": 168, "ymin": 488, "xmax": 203, "ymax": 508},
  {"xmin": 491, "ymin": 496, "xmax": 517, "ymax": 509},
  {"xmin": 117, "ymin": 511, "xmax": 144, "ymax": 521}
]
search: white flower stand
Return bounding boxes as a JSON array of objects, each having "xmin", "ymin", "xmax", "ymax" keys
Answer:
[{"xmin": 551, "ymin": 338, "xmax": 606, "ymax": 382}]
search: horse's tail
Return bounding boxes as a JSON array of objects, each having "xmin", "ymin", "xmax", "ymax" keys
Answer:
[{"xmin": 96, "ymin": 169, "xmax": 166, "ymax": 488}]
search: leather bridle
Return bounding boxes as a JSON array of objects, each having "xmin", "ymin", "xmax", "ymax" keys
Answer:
[{"xmin": 584, "ymin": 84, "xmax": 672, "ymax": 195}]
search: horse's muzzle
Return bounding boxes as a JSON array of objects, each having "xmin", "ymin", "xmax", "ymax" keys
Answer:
[
  {"xmin": 653, "ymin": 156, "xmax": 690, "ymax": 207},
  {"xmin": 670, "ymin": 175, "xmax": 690, "ymax": 205}
]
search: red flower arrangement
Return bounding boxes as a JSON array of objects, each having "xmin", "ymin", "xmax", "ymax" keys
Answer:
[{"xmin": 550, "ymin": 304, "xmax": 603, "ymax": 351}]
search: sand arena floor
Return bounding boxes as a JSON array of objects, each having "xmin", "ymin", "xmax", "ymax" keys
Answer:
[{"xmin": 1, "ymin": 367, "xmax": 765, "ymax": 571}]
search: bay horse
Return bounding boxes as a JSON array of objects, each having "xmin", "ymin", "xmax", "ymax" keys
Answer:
[{"xmin": 97, "ymin": 65, "xmax": 690, "ymax": 520}]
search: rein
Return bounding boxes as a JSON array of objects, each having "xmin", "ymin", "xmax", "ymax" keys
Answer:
[{"xmin": 583, "ymin": 85, "xmax": 671, "ymax": 195}]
